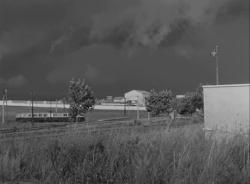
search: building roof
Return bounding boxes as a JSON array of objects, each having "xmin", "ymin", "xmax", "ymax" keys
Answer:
[
  {"xmin": 203, "ymin": 83, "xmax": 250, "ymax": 89},
  {"xmin": 125, "ymin": 90, "xmax": 150, "ymax": 96}
]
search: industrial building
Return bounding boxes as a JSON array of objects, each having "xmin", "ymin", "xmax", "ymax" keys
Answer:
[
  {"xmin": 124, "ymin": 90, "xmax": 150, "ymax": 106},
  {"xmin": 203, "ymin": 84, "xmax": 249, "ymax": 137}
]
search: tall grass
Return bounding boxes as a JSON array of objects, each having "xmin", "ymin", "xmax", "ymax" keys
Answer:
[{"xmin": 0, "ymin": 125, "xmax": 249, "ymax": 184}]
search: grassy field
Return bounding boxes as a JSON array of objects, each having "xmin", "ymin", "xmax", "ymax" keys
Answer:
[
  {"xmin": 0, "ymin": 106, "xmax": 249, "ymax": 184},
  {"xmin": 0, "ymin": 124, "xmax": 249, "ymax": 184}
]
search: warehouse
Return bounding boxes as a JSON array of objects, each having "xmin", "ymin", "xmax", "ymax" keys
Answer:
[
  {"xmin": 203, "ymin": 84, "xmax": 249, "ymax": 137},
  {"xmin": 124, "ymin": 90, "xmax": 150, "ymax": 106}
]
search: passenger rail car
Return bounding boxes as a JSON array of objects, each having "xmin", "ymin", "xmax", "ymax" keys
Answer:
[{"xmin": 16, "ymin": 113, "xmax": 85, "ymax": 122}]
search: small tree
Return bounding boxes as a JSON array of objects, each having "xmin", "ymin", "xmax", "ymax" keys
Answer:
[
  {"xmin": 176, "ymin": 86, "xmax": 203, "ymax": 115},
  {"xmin": 68, "ymin": 78, "xmax": 95, "ymax": 121},
  {"xmin": 146, "ymin": 89, "xmax": 174, "ymax": 116},
  {"xmin": 176, "ymin": 92, "xmax": 196, "ymax": 115},
  {"xmin": 193, "ymin": 85, "xmax": 203, "ymax": 111}
]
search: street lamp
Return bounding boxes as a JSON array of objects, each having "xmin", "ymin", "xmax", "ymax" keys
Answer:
[{"xmin": 211, "ymin": 45, "xmax": 219, "ymax": 85}]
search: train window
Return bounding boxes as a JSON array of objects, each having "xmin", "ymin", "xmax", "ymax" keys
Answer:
[
  {"xmin": 39, "ymin": 114, "xmax": 43, "ymax": 117},
  {"xmin": 63, "ymin": 113, "xmax": 68, "ymax": 117},
  {"xmin": 53, "ymin": 113, "xmax": 57, "ymax": 117},
  {"xmin": 44, "ymin": 114, "xmax": 47, "ymax": 117},
  {"xmin": 28, "ymin": 114, "xmax": 31, "ymax": 117}
]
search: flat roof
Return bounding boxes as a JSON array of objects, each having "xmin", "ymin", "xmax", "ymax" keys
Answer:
[{"xmin": 203, "ymin": 83, "xmax": 250, "ymax": 88}]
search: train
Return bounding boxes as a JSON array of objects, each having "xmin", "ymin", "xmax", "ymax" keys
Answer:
[{"xmin": 16, "ymin": 112, "xmax": 85, "ymax": 122}]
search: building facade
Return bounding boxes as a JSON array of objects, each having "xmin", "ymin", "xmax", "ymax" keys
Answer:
[
  {"xmin": 203, "ymin": 84, "xmax": 249, "ymax": 136},
  {"xmin": 124, "ymin": 90, "xmax": 150, "ymax": 106}
]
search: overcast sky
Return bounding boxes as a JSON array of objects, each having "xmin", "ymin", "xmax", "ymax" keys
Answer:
[{"xmin": 0, "ymin": 0, "xmax": 249, "ymax": 99}]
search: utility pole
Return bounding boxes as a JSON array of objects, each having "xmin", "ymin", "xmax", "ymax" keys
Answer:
[
  {"xmin": 63, "ymin": 98, "xmax": 66, "ymax": 112},
  {"xmin": 2, "ymin": 94, "xmax": 5, "ymax": 124},
  {"xmin": 215, "ymin": 45, "xmax": 219, "ymax": 85},
  {"xmin": 50, "ymin": 100, "xmax": 52, "ymax": 118},
  {"xmin": 4, "ymin": 89, "xmax": 7, "ymax": 123},
  {"xmin": 136, "ymin": 96, "xmax": 140, "ymax": 120},
  {"xmin": 31, "ymin": 91, "xmax": 34, "ymax": 123},
  {"xmin": 1, "ymin": 89, "xmax": 7, "ymax": 124},
  {"xmin": 123, "ymin": 97, "xmax": 127, "ymax": 116},
  {"xmin": 55, "ymin": 99, "xmax": 58, "ymax": 113},
  {"xmin": 211, "ymin": 45, "xmax": 219, "ymax": 85}
]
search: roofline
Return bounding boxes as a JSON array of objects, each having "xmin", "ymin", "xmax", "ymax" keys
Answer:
[
  {"xmin": 125, "ymin": 90, "xmax": 150, "ymax": 93},
  {"xmin": 203, "ymin": 83, "xmax": 250, "ymax": 88}
]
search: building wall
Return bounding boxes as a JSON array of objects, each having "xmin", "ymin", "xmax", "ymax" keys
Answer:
[
  {"xmin": 203, "ymin": 84, "xmax": 249, "ymax": 135},
  {"xmin": 124, "ymin": 90, "xmax": 149, "ymax": 106}
]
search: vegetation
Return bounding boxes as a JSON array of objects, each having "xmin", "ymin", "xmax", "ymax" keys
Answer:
[
  {"xmin": 68, "ymin": 79, "xmax": 95, "ymax": 121},
  {"xmin": 146, "ymin": 89, "xmax": 175, "ymax": 116},
  {"xmin": 0, "ymin": 126, "xmax": 249, "ymax": 184},
  {"xmin": 176, "ymin": 86, "xmax": 203, "ymax": 115}
]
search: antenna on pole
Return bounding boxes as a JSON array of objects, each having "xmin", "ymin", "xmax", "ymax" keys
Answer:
[{"xmin": 211, "ymin": 45, "xmax": 219, "ymax": 85}]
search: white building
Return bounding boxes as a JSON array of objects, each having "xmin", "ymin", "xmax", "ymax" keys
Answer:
[
  {"xmin": 176, "ymin": 94, "xmax": 185, "ymax": 99},
  {"xmin": 113, "ymin": 97, "xmax": 125, "ymax": 103},
  {"xmin": 203, "ymin": 84, "xmax": 249, "ymax": 136},
  {"xmin": 124, "ymin": 90, "xmax": 150, "ymax": 106}
]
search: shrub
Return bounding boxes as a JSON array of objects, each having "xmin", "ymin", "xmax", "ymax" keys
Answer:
[
  {"xmin": 67, "ymin": 78, "xmax": 95, "ymax": 121},
  {"xmin": 146, "ymin": 89, "xmax": 175, "ymax": 116},
  {"xmin": 176, "ymin": 86, "xmax": 203, "ymax": 115}
]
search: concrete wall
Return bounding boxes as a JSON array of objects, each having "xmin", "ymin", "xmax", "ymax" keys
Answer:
[{"xmin": 203, "ymin": 84, "xmax": 249, "ymax": 135}]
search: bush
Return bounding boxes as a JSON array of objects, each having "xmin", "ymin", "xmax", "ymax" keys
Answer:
[
  {"xmin": 146, "ymin": 89, "xmax": 175, "ymax": 116},
  {"xmin": 176, "ymin": 86, "xmax": 203, "ymax": 115},
  {"xmin": 67, "ymin": 78, "xmax": 95, "ymax": 121}
]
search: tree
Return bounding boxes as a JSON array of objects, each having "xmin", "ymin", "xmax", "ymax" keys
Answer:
[
  {"xmin": 146, "ymin": 89, "xmax": 174, "ymax": 116},
  {"xmin": 68, "ymin": 79, "xmax": 95, "ymax": 121},
  {"xmin": 176, "ymin": 92, "xmax": 196, "ymax": 115},
  {"xmin": 176, "ymin": 86, "xmax": 203, "ymax": 115}
]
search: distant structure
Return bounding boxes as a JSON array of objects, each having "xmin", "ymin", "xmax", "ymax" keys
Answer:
[
  {"xmin": 203, "ymin": 84, "xmax": 249, "ymax": 137},
  {"xmin": 176, "ymin": 94, "xmax": 185, "ymax": 99},
  {"xmin": 113, "ymin": 97, "xmax": 125, "ymax": 103},
  {"xmin": 105, "ymin": 96, "xmax": 113, "ymax": 103},
  {"xmin": 124, "ymin": 90, "xmax": 150, "ymax": 106}
]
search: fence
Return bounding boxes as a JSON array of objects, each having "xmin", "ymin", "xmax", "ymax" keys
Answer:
[{"xmin": 0, "ymin": 100, "xmax": 146, "ymax": 111}]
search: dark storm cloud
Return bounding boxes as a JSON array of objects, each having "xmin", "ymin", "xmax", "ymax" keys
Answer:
[
  {"xmin": 0, "ymin": 74, "xmax": 28, "ymax": 88},
  {"xmin": 50, "ymin": 0, "xmax": 248, "ymax": 52},
  {"xmin": 0, "ymin": 0, "xmax": 247, "ymax": 58},
  {"xmin": 0, "ymin": 0, "xmax": 248, "ymax": 98}
]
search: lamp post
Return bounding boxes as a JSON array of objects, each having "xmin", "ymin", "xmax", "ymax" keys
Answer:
[{"xmin": 211, "ymin": 45, "xmax": 219, "ymax": 85}]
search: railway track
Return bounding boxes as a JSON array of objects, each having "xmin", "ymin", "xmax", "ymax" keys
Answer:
[{"xmin": 0, "ymin": 117, "xmax": 170, "ymax": 141}]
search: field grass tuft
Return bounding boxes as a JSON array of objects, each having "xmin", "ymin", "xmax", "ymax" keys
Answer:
[{"xmin": 0, "ymin": 124, "xmax": 249, "ymax": 184}]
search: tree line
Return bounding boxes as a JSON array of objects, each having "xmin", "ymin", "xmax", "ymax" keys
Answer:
[
  {"xmin": 145, "ymin": 86, "xmax": 203, "ymax": 117},
  {"xmin": 67, "ymin": 78, "xmax": 203, "ymax": 121}
]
